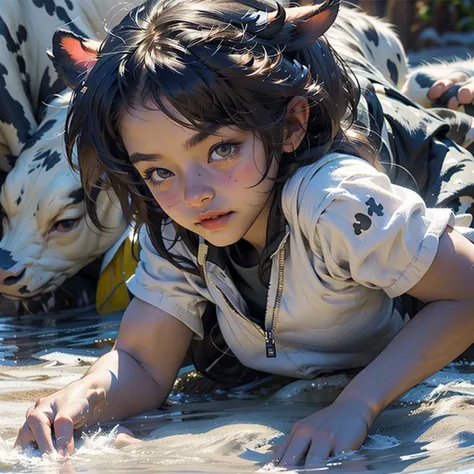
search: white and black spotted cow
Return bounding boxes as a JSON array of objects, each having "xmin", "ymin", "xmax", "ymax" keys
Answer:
[
  {"xmin": 0, "ymin": 0, "xmax": 136, "ymax": 314},
  {"xmin": 1, "ymin": 0, "xmax": 474, "ymax": 315},
  {"xmin": 0, "ymin": 0, "xmax": 131, "ymax": 170}
]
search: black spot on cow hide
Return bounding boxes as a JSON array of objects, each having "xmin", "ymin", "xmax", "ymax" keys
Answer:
[
  {"xmin": 8, "ymin": 119, "xmax": 58, "ymax": 169},
  {"xmin": 441, "ymin": 161, "xmax": 467, "ymax": 184},
  {"xmin": 348, "ymin": 42, "xmax": 364, "ymax": 56},
  {"xmin": 16, "ymin": 55, "xmax": 26, "ymax": 74},
  {"xmin": 68, "ymin": 188, "xmax": 84, "ymax": 204},
  {"xmin": 19, "ymin": 286, "xmax": 29, "ymax": 295},
  {"xmin": 31, "ymin": 1, "xmax": 85, "ymax": 37},
  {"xmin": 448, "ymin": 197, "xmax": 461, "ymax": 214},
  {"xmin": 32, "ymin": 149, "xmax": 61, "ymax": 171},
  {"xmin": 397, "ymin": 53, "xmax": 402, "ymax": 62},
  {"xmin": 0, "ymin": 64, "xmax": 31, "ymax": 143},
  {"xmin": 387, "ymin": 59, "xmax": 398, "ymax": 86},
  {"xmin": 16, "ymin": 195, "xmax": 22, "ymax": 206},
  {"xmin": 364, "ymin": 25, "xmax": 380, "ymax": 47},
  {"xmin": 37, "ymin": 69, "xmax": 66, "ymax": 118},
  {"xmin": 16, "ymin": 25, "xmax": 27, "ymax": 44},
  {"xmin": 0, "ymin": 248, "xmax": 17, "ymax": 270},
  {"xmin": 32, "ymin": 0, "xmax": 56, "ymax": 16},
  {"xmin": 466, "ymin": 201, "xmax": 474, "ymax": 218},
  {"xmin": 0, "ymin": 16, "xmax": 20, "ymax": 53},
  {"xmin": 55, "ymin": 7, "xmax": 86, "ymax": 37},
  {"xmin": 0, "ymin": 17, "xmax": 33, "ymax": 116},
  {"xmin": 65, "ymin": 0, "xmax": 73, "ymax": 10},
  {"xmin": 23, "ymin": 119, "xmax": 57, "ymax": 152},
  {"xmin": 415, "ymin": 72, "xmax": 435, "ymax": 89}
]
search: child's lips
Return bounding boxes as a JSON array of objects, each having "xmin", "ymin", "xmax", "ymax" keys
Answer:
[{"xmin": 197, "ymin": 212, "xmax": 234, "ymax": 230}]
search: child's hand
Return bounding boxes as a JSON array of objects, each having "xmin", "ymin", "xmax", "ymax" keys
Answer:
[
  {"xmin": 266, "ymin": 399, "xmax": 370, "ymax": 470},
  {"xmin": 14, "ymin": 386, "xmax": 105, "ymax": 456},
  {"xmin": 427, "ymin": 72, "xmax": 474, "ymax": 110}
]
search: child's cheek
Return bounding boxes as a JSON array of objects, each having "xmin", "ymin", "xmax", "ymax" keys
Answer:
[
  {"xmin": 151, "ymin": 181, "xmax": 181, "ymax": 210},
  {"xmin": 232, "ymin": 156, "xmax": 265, "ymax": 186}
]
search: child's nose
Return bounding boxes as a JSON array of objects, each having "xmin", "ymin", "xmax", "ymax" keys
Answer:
[{"xmin": 184, "ymin": 181, "xmax": 215, "ymax": 207}]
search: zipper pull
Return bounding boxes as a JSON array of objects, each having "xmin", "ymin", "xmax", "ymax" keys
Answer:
[
  {"xmin": 197, "ymin": 237, "xmax": 209, "ymax": 266},
  {"xmin": 265, "ymin": 330, "xmax": 277, "ymax": 358}
]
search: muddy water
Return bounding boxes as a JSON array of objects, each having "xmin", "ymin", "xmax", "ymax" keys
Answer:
[{"xmin": 2, "ymin": 309, "xmax": 474, "ymax": 473}]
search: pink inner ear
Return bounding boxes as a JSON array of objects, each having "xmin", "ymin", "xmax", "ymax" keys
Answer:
[
  {"xmin": 297, "ymin": 9, "xmax": 333, "ymax": 36},
  {"xmin": 283, "ymin": 5, "xmax": 319, "ymax": 23},
  {"xmin": 61, "ymin": 37, "xmax": 100, "ymax": 67}
]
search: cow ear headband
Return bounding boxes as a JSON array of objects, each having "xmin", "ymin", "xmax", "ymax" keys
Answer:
[
  {"xmin": 47, "ymin": 29, "xmax": 101, "ymax": 90},
  {"xmin": 47, "ymin": 0, "xmax": 340, "ymax": 90},
  {"xmin": 244, "ymin": 0, "xmax": 341, "ymax": 51}
]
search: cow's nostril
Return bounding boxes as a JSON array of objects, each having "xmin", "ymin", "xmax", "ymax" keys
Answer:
[{"xmin": 4, "ymin": 268, "xmax": 26, "ymax": 286}]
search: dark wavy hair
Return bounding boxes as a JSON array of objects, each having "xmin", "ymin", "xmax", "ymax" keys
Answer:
[{"xmin": 65, "ymin": 0, "xmax": 377, "ymax": 275}]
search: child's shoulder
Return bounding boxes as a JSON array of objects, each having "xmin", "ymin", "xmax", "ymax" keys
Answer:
[
  {"xmin": 282, "ymin": 152, "xmax": 385, "ymax": 222},
  {"xmin": 285, "ymin": 153, "xmax": 380, "ymax": 193}
]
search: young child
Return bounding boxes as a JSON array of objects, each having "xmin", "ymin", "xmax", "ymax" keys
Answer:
[{"xmin": 15, "ymin": 0, "xmax": 474, "ymax": 468}]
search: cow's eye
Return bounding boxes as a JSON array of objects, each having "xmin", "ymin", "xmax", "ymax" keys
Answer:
[{"xmin": 50, "ymin": 218, "xmax": 80, "ymax": 233}]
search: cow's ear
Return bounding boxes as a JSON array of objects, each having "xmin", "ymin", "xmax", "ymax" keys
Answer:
[{"xmin": 47, "ymin": 29, "xmax": 101, "ymax": 90}]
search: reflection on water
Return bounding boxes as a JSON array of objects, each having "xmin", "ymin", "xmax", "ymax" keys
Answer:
[
  {"xmin": 0, "ymin": 307, "xmax": 121, "ymax": 365},
  {"xmin": 2, "ymin": 309, "xmax": 474, "ymax": 473}
]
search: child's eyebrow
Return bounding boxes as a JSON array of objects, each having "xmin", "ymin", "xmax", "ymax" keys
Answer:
[
  {"xmin": 183, "ymin": 124, "xmax": 223, "ymax": 149},
  {"xmin": 129, "ymin": 152, "xmax": 162, "ymax": 164},
  {"xmin": 129, "ymin": 124, "xmax": 226, "ymax": 164}
]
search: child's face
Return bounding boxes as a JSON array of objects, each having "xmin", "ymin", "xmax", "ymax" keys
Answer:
[{"xmin": 120, "ymin": 101, "xmax": 278, "ymax": 249}]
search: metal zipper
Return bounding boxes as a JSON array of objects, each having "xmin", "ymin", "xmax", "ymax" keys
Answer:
[
  {"xmin": 199, "ymin": 242, "xmax": 265, "ymax": 336},
  {"xmin": 198, "ymin": 238, "xmax": 287, "ymax": 358},
  {"xmin": 264, "ymin": 242, "xmax": 286, "ymax": 358}
]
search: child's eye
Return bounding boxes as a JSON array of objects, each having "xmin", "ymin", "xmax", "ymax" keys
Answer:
[
  {"xmin": 143, "ymin": 168, "xmax": 174, "ymax": 184},
  {"xmin": 208, "ymin": 141, "xmax": 241, "ymax": 163}
]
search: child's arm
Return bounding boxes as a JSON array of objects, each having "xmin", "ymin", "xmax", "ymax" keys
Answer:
[
  {"xmin": 14, "ymin": 297, "xmax": 193, "ymax": 456},
  {"xmin": 270, "ymin": 226, "xmax": 474, "ymax": 469},
  {"xmin": 341, "ymin": 225, "xmax": 474, "ymax": 420}
]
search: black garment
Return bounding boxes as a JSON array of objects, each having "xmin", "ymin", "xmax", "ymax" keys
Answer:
[{"xmin": 224, "ymin": 240, "xmax": 269, "ymax": 326}]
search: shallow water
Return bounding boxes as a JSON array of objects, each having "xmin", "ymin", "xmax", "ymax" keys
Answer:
[{"xmin": 2, "ymin": 310, "xmax": 474, "ymax": 473}]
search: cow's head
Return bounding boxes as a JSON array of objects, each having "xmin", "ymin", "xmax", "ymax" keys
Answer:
[{"xmin": 0, "ymin": 31, "xmax": 127, "ymax": 302}]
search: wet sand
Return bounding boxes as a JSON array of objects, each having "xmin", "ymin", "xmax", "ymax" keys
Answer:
[{"xmin": 2, "ymin": 353, "xmax": 474, "ymax": 473}]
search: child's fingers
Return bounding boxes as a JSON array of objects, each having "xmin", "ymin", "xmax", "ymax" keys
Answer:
[
  {"xmin": 53, "ymin": 415, "xmax": 75, "ymax": 456},
  {"xmin": 458, "ymin": 80, "xmax": 474, "ymax": 105},
  {"xmin": 447, "ymin": 96, "xmax": 459, "ymax": 110},
  {"xmin": 434, "ymin": 84, "xmax": 462, "ymax": 109},
  {"xmin": 14, "ymin": 420, "xmax": 36, "ymax": 449},
  {"xmin": 114, "ymin": 425, "xmax": 143, "ymax": 448},
  {"xmin": 26, "ymin": 412, "xmax": 54, "ymax": 454},
  {"xmin": 427, "ymin": 72, "xmax": 469, "ymax": 101},
  {"xmin": 428, "ymin": 79, "xmax": 453, "ymax": 100},
  {"xmin": 277, "ymin": 434, "xmax": 311, "ymax": 468}
]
